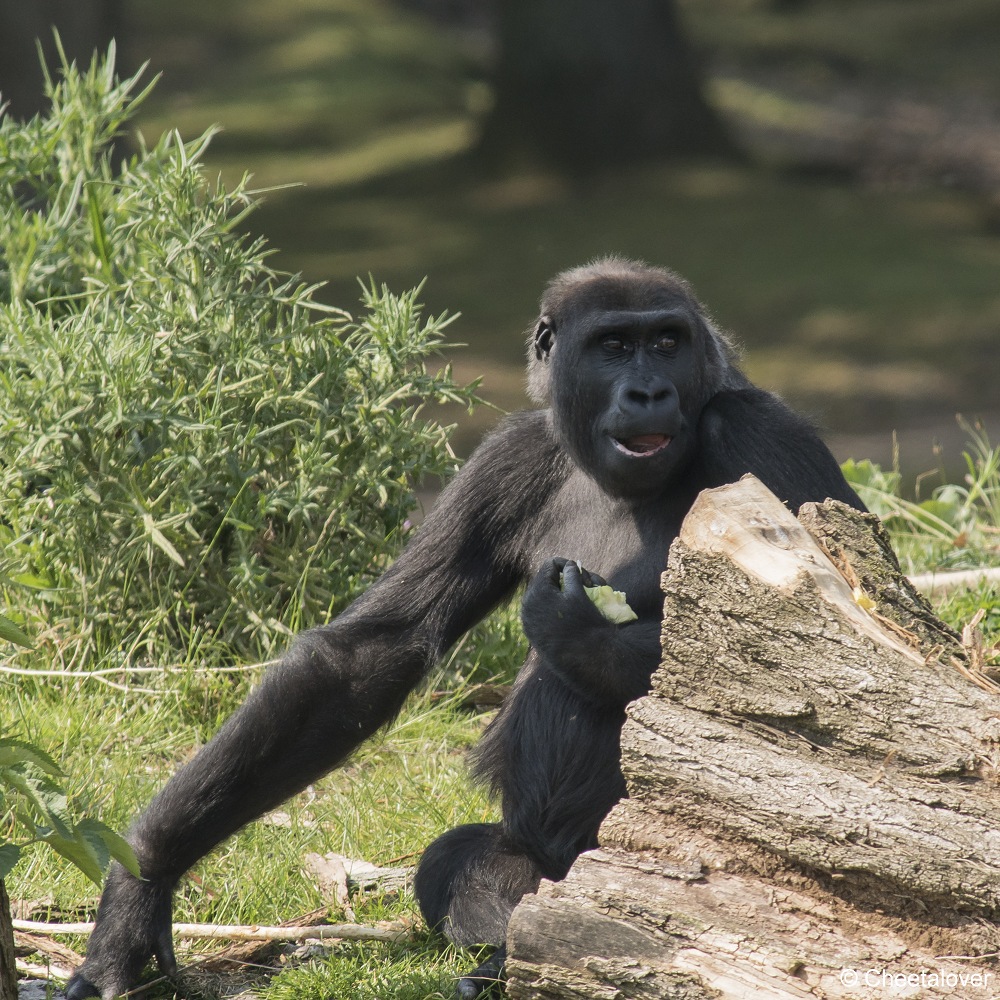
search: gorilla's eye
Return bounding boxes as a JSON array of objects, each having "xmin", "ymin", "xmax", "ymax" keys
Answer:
[
  {"xmin": 655, "ymin": 331, "xmax": 679, "ymax": 352},
  {"xmin": 601, "ymin": 335, "xmax": 629, "ymax": 352}
]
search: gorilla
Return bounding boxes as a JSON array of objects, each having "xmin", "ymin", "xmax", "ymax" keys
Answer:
[{"xmin": 67, "ymin": 258, "xmax": 863, "ymax": 999}]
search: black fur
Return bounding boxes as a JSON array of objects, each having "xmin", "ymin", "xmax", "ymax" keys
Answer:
[{"xmin": 67, "ymin": 259, "xmax": 864, "ymax": 1000}]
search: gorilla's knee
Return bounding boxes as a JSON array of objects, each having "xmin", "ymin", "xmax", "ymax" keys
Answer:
[{"xmin": 414, "ymin": 823, "xmax": 540, "ymax": 948}]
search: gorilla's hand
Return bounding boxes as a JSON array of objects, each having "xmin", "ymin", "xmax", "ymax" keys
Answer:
[
  {"xmin": 65, "ymin": 864, "xmax": 176, "ymax": 1000},
  {"xmin": 521, "ymin": 557, "xmax": 659, "ymax": 705},
  {"xmin": 521, "ymin": 558, "xmax": 615, "ymax": 681},
  {"xmin": 522, "ymin": 556, "xmax": 611, "ymax": 645}
]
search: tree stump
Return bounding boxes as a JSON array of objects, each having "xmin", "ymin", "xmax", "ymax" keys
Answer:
[
  {"xmin": 506, "ymin": 476, "xmax": 1000, "ymax": 999},
  {"xmin": 1, "ymin": 879, "xmax": 17, "ymax": 1000}
]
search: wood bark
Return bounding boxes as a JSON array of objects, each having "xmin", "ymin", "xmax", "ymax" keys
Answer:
[
  {"xmin": 506, "ymin": 475, "xmax": 1000, "ymax": 999},
  {"xmin": 1, "ymin": 879, "xmax": 17, "ymax": 1000}
]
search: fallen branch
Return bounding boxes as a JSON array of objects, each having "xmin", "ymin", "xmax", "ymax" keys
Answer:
[
  {"xmin": 909, "ymin": 566, "xmax": 1000, "ymax": 596},
  {"xmin": 12, "ymin": 928, "xmax": 84, "ymax": 969},
  {"xmin": 0, "ymin": 661, "xmax": 272, "ymax": 678},
  {"xmin": 0, "ymin": 660, "xmax": 275, "ymax": 696},
  {"xmin": 12, "ymin": 918, "xmax": 411, "ymax": 944},
  {"xmin": 15, "ymin": 960, "xmax": 76, "ymax": 982}
]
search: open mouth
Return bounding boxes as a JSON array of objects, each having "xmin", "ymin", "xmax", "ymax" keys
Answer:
[{"xmin": 613, "ymin": 434, "xmax": 673, "ymax": 458}]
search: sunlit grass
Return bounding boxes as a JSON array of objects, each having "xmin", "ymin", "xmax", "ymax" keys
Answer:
[
  {"xmin": 6, "ymin": 632, "xmax": 513, "ymax": 998},
  {"xmin": 844, "ymin": 422, "xmax": 1000, "ymax": 575}
]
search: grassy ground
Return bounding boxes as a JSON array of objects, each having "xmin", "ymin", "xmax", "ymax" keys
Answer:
[
  {"xmin": 7, "ymin": 488, "xmax": 998, "ymax": 1000},
  {"xmin": 7, "ymin": 625, "xmax": 521, "ymax": 999}
]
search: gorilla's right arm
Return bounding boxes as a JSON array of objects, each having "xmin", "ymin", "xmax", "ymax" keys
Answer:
[
  {"xmin": 66, "ymin": 412, "xmax": 561, "ymax": 1000},
  {"xmin": 520, "ymin": 558, "xmax": 661, "ymax": 706}
]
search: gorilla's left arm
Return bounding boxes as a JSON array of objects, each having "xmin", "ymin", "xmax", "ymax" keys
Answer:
[
  {"xmin": 129, "ymin": 417, "xmax": 548, "ymax": 880},
  {"xmin": 697, "ymin": 387, "xmax": 866, "ymax": 512}
]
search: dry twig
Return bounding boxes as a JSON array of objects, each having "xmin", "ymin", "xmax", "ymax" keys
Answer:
[{"xmin": 12, "ymin": 918, "xmax": 411, "ymax": 944}]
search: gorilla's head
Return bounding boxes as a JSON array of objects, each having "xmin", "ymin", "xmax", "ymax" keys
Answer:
[{"xmin": 526, "ymin": 258, "xmax": 741, "ymax": 497}]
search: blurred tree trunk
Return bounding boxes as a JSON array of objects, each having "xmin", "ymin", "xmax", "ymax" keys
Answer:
[
  {"xmin": 0, "ymin": 0, "xmax": 123, "ymax": 119},
  {"xmin": 476, "ymin": 0, "xmax": 740, "ymax": 172},
  {"xmin": 1, "ymin": 879, "xmax": 15, "ymax": 1000}
]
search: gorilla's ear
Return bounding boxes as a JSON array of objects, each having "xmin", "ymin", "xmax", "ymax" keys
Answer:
[
  {"xmin": 526, "ymin": 315, "xmax": 555, "ymax": 404},
  {"xmin": 533, "ymin": 316, "xmax": 555, "ymax": 361}
]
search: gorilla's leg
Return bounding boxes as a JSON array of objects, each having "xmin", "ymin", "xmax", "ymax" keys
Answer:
[
  {"xmin": 417, "ymin": 664, "xmax": 628, "ymax": 998},
  {"xmin": 414, "ymin": 823, "xmax": 541, "ymax": 948},
  {"xmin": 471, "ymin": 658, "xmax": 629, "ymax": 882},
  {"xmin": 415, "ymin": 823, "xmax": 539, "ymax": 999},
  {"xmin": 67, "ymin": 628, "xmax": 420, "ymax": 1000}
]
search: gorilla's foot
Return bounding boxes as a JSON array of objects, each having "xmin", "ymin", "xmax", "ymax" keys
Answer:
[
  {"xmin": 456, "ymin": 945, "xmax": 506, "ymax": 999},
  {"xmin": 65, "ymin": 864, "xmax": 176, "ymax": 1000}
]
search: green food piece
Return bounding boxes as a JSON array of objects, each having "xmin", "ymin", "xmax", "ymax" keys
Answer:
[{"xmin": 584, "ymin": 585, "xmax": 638, "ymax": 624}]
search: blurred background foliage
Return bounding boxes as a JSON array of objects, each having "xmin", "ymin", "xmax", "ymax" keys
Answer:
[{"xmin": 3, "ymin": 0, "xmax": 999, "ymax": 475}]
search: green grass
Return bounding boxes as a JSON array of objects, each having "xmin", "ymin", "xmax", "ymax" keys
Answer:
[
  {"xmin": 5, "ymin": 644, "xmax": 511, "ymax": 999},
  {"xmin": 845, "ymin": 422, "xmax": 1000, "ymax": 573},
  {"xmin": 256, "ymin": 940, "xmax": 492, "ymax": 1000}
]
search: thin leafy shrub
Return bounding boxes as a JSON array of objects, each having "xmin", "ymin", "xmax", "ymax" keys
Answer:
[
  {"xmin": 0, "ymin": 46, "xmax": 479, "ymax": 668},
  {"xmin": 842, "ymin": 422, "xmax": 1000, "ymax": 575},
  {"xmin": 0, "ymin": 733, "xmax": 138, "ymax": 884}
]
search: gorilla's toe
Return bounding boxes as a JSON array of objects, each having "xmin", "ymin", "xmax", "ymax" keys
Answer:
[
  {"xmin": 456, "ymin": 945, "xmax": 506, "ymax": 998},
  {"xmin": 65, "ymin": 972, "xmax": 101, "ymax": 1000}
]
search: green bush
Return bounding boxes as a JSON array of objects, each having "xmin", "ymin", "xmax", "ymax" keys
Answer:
[
  {"xmin": 842, "ymin": 422, "xmax": 1000, "ymax": 574},
  {"xmin": 0, "ymin": 733, "xmax": 138, "ymax": 884},
  {"xmin": 0, "ymin": 46, "xmax": 479, "ymax": 667}
]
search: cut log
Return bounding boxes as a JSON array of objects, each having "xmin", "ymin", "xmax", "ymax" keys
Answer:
[
  {"xmin": 1, "ymin": 880, "xmax": 16, "ymax": 1000},
  {"xmin": 507, "ymin": 476, "xmax": 1000, "ymax": 1000}
]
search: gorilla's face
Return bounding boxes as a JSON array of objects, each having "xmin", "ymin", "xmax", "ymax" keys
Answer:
[
  {"xmin": 555, "ymin": 307, "xmax": 699, "ymax": 497},
  {"xmin": 530, "ymin": 265, "xmax": 721, "ymax": 499}
]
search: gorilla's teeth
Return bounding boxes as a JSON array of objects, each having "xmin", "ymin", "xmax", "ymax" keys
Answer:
[{"xmin": 614, "ymin": 435, "xmax": 672, "ymax": 457}]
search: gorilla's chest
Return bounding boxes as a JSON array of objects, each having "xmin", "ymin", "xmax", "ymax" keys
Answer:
[{"xmin": 531, "ymin": 477, "xmax": 690, "ymax": 618}]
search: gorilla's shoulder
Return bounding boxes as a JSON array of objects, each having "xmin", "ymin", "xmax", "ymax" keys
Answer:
[
  {"xmin": 451, "ymin": 408, "xmax": 569, "ymax": 502},
  {"xmin": 469, "ymin": 409, "xmax": 559, "ymax": 460},
  {"xmin": 486, "ymin": 407, "xmax": 554, "ymax": 443}
]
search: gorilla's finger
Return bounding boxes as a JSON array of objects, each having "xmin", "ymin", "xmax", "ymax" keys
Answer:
[
  {"xmin": 559, "ymin": 560, "xmax": 586, "ymax": 594},
  {"xmin": 154, "ymin": 925, "xmax": 177, "ymax": 977},
  {"xmin": 64, "ymin": 973, "xmax": 100, "ymax": 1000},
  {"xmin": 578, "ymin": 567, "xmax": 608, "ymax": 588}
]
